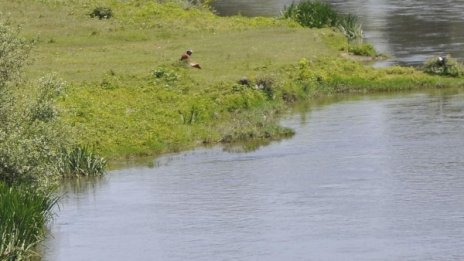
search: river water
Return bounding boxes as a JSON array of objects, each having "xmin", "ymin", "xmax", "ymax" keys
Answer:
[
  {"xmin": 212, "ymin": 0, "xmax": 464, "ymax": 66},
  {"xmin": 43, "ymin": 89, "xmax": 464, "ymax": 261}
]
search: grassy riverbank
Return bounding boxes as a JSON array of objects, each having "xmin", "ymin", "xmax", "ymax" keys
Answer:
[
  {"xmin": 2, "ymin": 0, "xmax": 464, "ymax": 161},
  {"xmin": 2, "ymin": 1, "xmax": 464, "ymax": 259}
]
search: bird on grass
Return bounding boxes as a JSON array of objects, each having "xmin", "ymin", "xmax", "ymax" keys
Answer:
[{"xmin": 180, "ymin": 49, "xmax": 201, "ymax": 69}]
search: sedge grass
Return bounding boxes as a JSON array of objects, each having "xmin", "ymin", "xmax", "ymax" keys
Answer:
[
  {"xmin": 0, "ymin": 183, "xmax": 58, "ymax": 260},
  {"xmin": 61, "ymin": 146, "xmax": 107, "ymax": 177},
  {"xmin": 282, "ymin": 0, "xmax": 363, "ymax": 41}
]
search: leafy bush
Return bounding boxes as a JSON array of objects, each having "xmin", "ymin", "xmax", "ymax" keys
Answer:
[
  {"xmin": 90, "ymin": 7, "xmax": 113, "ymax": 20},
  {"xmin": 0, "ymin": 183, "xmax": 58, "ymax": 260},
  {"xmin": 0, "ymin": 74, "xmax": 69, "ymax": 185},
  {"xmin": 0, "ymin": 20, "xmax": 31, "ymax": 88},
  {"xmin": 423, "ymin": 55, "xmax": 464, "ymax": 77},
  {"xmin": 0, "ymin": 23, "xmax": 84, "ymax": 185}
]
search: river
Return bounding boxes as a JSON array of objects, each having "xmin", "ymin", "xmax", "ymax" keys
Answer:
[
  {"xmin": 212, "ymin": 0, "xmax": 464, "ymax": 66},
  {"xmin": 43, "ymin": 89, "xmax": 464, "ymax": 260}
]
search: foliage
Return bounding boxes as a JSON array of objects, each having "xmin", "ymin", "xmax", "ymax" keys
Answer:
[
  {"xmin": 282, "ymin": 0, "xmax": 363, "ymax": 41},
  {"xmin": 348, "ymin": 43, "xmax": 377, "ymax": 57},
  {"xmin": 255, "ymin": 75, "xmax": 277, "ymax": 100},
  {"xmin": 282, "ymin": 1, "xmax": 338, "ymax": 28},
  {"xmin": 60, "ymin": 147, "xmax": 107, "ymax": 177},
  {"xmin": 0, "ymin": 21, "xmax": 100, "ymax": 260},
  {"xmin": 0, "ymin": 74, "xmax": 69, "ymax": 186},
  {"xmin": 90, "ymin": 7, "xmax": 113, "ymax": 20},
  {"xmin": 153, "ymin": 65, "xmax": 181, "ymax": 86},
  {"xmin": 2, "ymin": 0, "xmax": 464, "ymax": 162},
  {"xmin": 284, "ymin": 57, "xmax": 464, "ymax": 95},
  {"xmin": 337, "ymin": 14, "xmax": 363, "ymax": 41},
  {"xmin": 423, "ymin": 55, "xmax": 464, "ymax": 77},
  {"xmin": 0, "ymin": 183, "xmax": 58, "ymax": 260},
  {"xmin": 0, "ymin": 20, "xmax": 31, "ymax": 88}
]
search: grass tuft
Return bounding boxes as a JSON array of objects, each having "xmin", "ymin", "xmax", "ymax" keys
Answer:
[
  {"xmin": 282, "ymin": 1, "xmax": 338, "ymax": 28},
  {"xmin": 90, "ymin": 7, "xmax": 113, "ymax": 20},
  {"xmin": 347, "ymin": 43, "xmax": 378, "ymax": 57},
  {"xmin": 61, "ymin": 147, "xmax": 107, "ymax": 178},
  {"xmin": 282, "ymin": 0, "xmax": 363, "ymax": 41}
]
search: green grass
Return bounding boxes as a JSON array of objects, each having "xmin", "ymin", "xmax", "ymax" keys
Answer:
[
  {"xmin": 282, "ymin": 0, "xmax": 363, "ymax": 41},
  {"xmin": 423, "ymin": 55, "xmax": 464, "ymax": 77},
  {"xmin": 61, "ymin": 146, "xmax": 107, "ymax": 178},
  {"xmin": 1, "ymin": 2, "xmax": 463, "ymax": 260},
  {"xmin": 1, "ymin": 0, "xmax": 463, "ymax": 160},
  {"xmin": 282, "ymin": 1, "xmax": 338, "ymax": 28},
  {"xmin": 0, "ymin": 183, "xmax": 58, "ymax": 260}
]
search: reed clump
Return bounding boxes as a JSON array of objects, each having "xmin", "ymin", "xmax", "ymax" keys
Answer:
[
  {"xmin": 0, "ymin": 183, "xmax": 58, "ymax": 260},
  {"xmin": 61, "ymin": 147, "xmax": 107, "ymax": 178},
  {"xmin": 282, "ymin": 0, "xmax": 363, "ymax": 41}
]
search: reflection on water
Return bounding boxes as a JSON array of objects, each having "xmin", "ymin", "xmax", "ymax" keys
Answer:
[
  {"xmin": 212, "ymin": 0, "xmax": 464, "ymax": 65},
  {"xmin": 43, "ymin": 89, "xmax": 464, "ymax": 261}
]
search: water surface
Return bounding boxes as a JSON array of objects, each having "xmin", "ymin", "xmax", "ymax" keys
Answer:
[
  {"xmin": 212, "ymin": 0, "xmax": 464, "ymax": 65},
  {"xmin": 44, "ymin": 90, "xmax": 464, "ymax": 260}
]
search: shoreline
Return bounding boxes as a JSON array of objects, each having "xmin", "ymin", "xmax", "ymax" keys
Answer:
[{"xmin": 3, "ymin": 0, "xmax": 464, "ymax": 161}]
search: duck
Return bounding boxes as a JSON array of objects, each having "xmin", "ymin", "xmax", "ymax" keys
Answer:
[{"xmin": 180, "ymin": 49, "xmax": 201, "ymax": 69}]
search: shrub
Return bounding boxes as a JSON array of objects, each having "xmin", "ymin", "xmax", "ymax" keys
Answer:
[
  {"xmin": 0, "ymin": 24, "xmax": 76, "ymax": 185},
  {"xmin": 0, "ymin": 20, "xmax": 31, "ymax": 88},
  {"xmin": 90, "ymin": 7, "xmax": 113, "ymax": 20},
  {"xmin": 423, "ymin": 55, "xmax": 464, "ymax": 77},
  {"xmin": 30, "ymin": 74, "xmax": 66, "ymax": 122},
  {"xmin": 0, "ymin": 74, "xmax": 69, "ymax": 186}
]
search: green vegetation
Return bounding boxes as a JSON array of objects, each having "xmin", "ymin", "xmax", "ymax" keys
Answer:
[
  {"xmin": 0, "ymin": 183, "xmax": 58, "ymax": 261},
  {"xmin": 0, "ymin": 20, "xmax": 60, "ymax": 259},
  {"xmin": 282, "ymin": 1, "xmax": 338, "ymax": 28},
  {"xmin": 90, "ymin": 7, "xmax": 113, "ymax": 20},
  {"xmin": 423, "ymin": 55, "xmax": 464, "ymax": 77},
  {"xmin": 347, "ymin": 43, "xmax": 378, "ymax": 57},
  {"xmin": 61, "ymin": 147, "xmax": 107, "ymax": 178},
  {"xmin": 282, "ymin": 0, "xmax": 363, "ymax": 41},
  {"xmin": 0, "ymin": 17, "xmax": 106, "ymax": 260},
  {"xmin": 0, "ymin": 0, "xmax": 461, "ymax": 160},
  {"xmin": 1, "ymin": 0, "xmax": 464, "ymax": 258}
]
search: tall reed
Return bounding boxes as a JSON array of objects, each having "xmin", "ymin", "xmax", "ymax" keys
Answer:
[
  {"xmin": 282, "ymin": 0, "xmax": 363, "ymax": 41},
  {"xmin": 0, "ymin": 183, "xmax": 58, "ymax": 260},
  {"xmin": 282, "ymin": 1, "xmax": 338, "ymax": 28},
  {"xmin": 61, "ymin": 146, "xmax": 107, "ymax": 178},
  {"xmin": 337, "ymin": 14, "xmax": 363, "ymax": 41}
]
